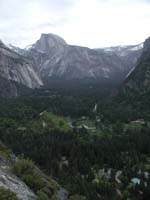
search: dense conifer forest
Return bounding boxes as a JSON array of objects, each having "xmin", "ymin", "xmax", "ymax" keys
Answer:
[{"xmin": 0, "ymin": 85, "xmax": 150, "ymax": 200}]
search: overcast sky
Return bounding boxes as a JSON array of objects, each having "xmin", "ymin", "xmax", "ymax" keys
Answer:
[{"xmin": 0, "ymin": 0, "xmax": 150, "ymax": 48}]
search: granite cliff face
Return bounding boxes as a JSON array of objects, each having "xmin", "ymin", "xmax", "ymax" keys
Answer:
[
  {"xmin": 0, "ymin": 33, "xmax": 144, "ymax": 97},
  {"xmin": 96, "ymin": 44, "xmax": 143, "ymax": 79},
  {"xmin": 121, "ymin": 37, "xmax": 150, "ymax": 94},
  {"xmin": 102, "ymin": 37, "xmax": 150, "ymax": 120},
  {"xmin": 0, "ymin": 40, "xmax": 43, "ymax": 97},
  {"xmin": 0, "ymin": 141, "xmax": 68, "ymax": 200},
  {"xmin": 0, "ymin": 159, "xmax": 37, "ymax": 200},
  {"xmin": 26, "ymin": 34, "xmax": 142, "ymax": 83}
]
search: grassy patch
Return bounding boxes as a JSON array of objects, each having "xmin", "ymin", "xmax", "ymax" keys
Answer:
[{"xmin": 31, "ymin": 111, "xmax": 71, "ymax": 132}]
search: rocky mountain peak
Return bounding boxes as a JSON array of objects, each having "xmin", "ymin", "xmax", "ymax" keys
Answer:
[
  {"xmin": 0, "ymin": 40, "xmax": 6, "ymax": 48},
  {"xmin": 25, "ymin": 33, "xmax": 143, "ymax": 82},
  {"xmin": 32, "ymin": 33, "xmax": 67, "ymax": 54},
  {"xmin": 0, "ymin": 33, "xmax": 143, "ymax": 97},
  {"xmin": 143, "ymin": 37, "xmax": 150, "ymax": 52}
]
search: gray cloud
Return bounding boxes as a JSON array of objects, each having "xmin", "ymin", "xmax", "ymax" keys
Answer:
[
  {"xmin": 37, "ymin": 0, "xmax": 74, "ymax": 10},
  {"xmin": 0, "ymin": 0, "xmax": 150, "ymax": 48}
]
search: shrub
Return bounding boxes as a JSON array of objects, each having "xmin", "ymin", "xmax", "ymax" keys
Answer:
[
  {"xmin": 69, "ymin": 195, "xmax": 87, "ymax": 200},
  {"xmin": 0, "ymin": 187, "xmax": 20, "ymax": 200},
  {"xmin": 37, "ymin": 190, "xmax": 49, "ymax": 200},
  {"xmin": 13, "ymin": 158, "xmax": 57, "ymax": 199}
]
